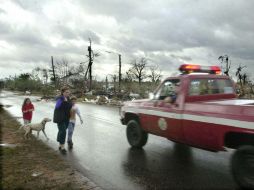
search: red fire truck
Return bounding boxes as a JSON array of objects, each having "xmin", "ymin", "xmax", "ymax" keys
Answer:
[{"xmin": 120, "ymin": 64, "xmax": 254, "ymax": 189}]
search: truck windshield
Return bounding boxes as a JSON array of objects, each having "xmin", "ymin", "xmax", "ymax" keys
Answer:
[{"xmin": 188, "ymin": 78, "xmax": 234, "ymax": 96}]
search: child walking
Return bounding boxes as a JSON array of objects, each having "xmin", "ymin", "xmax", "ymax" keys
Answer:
[
  {"xmin": 22, "ymin": 98, "xmax": 34, "ymax": 124},
  {"xmin": 67, "ymin": 96, "xmax": 83, "ymax": 149}
]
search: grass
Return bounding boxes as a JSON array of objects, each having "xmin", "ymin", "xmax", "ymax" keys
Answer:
[{"xmin": 0, "ymin": 108, "xmax": 98, "ymax": 190}]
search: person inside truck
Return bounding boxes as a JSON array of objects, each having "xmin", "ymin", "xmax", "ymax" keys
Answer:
[
  {"xmin": 199, "ymin": 79, "xmax": 209, "ymax": 95},
  {"xmin": 155, "ymin": 79, "xmax": 180, "ymax": 103},
  {"xmin": 208, "ymin": 80, "xmax": 220, "ymax": 94},
  {"xmin": 163, "ymin": 82, "xmax": 180, "ymax": 104}
]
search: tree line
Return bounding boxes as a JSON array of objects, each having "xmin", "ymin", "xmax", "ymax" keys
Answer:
[
  {"xmin": 1, "ymin": 55, "xmax": 253, "ymax": 99},
  {"xmin": 1, "ymin": 56, "xmax": 162, "ymax": 98}
]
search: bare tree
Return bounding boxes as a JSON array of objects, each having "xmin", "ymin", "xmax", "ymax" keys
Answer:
[
  {"xmin": 31, "ymin": 67, "xmax": 49, "ymax": 83},
  {"xmin": 109, "ymin": 74, "xmax": 117, "ymax": 94},
  {"xmin": 242, "ymin": 73, "xmax": 248, "ymax": 85},
  {"xmin": 55, "ymin": 58, "xmax": 70, "ymax": 78},
  {"xmin": 125, "ymin": 71, "xmax": 135, "ymax": 82},
  {"xmin": 148, "ymin": 65, "xmax": 162, "ymax": 83},
  {"xmin": 250, "ymin": 82, "xmax": 254, "ymax": 95},
  {"xmin": 236, "ymin": 65, "xmax": 247, "ymax": 84},
  {"xmin": 77, "ymin": 64, "xmax": 85, "ymax": 74},
  {"xmin": 235, "ymin": 64, "xmax": 247, "ymax": 96},
  {"xmin": 42, "ymin": 69, "xmax": 48, "ymax": 84},
  {"xmin": 218, "ymin": 55, "xmax": 231, "ymax": 76},
  {"xmin": 31, "ymin": 67, "xmax": 41, "ymax": 80},
  {"xmin": 128, "ymin": 57, "xmax": 148, "ymax": 85}
]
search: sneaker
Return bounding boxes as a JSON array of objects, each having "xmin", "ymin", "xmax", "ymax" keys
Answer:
[
  {"xmin": 67, "ymin": 140, "xmax": 73, "ymax": 145},
  {"xmin": 68, "ymin": 142, "xmax": 73, "ymax": 149},
  {"xmin": 60, "ymin": 148, "xmax": 67, "ymax": 154},
  {"xmin": 68, "ymin": 141, "xmax": 73, "ymax": 148}
]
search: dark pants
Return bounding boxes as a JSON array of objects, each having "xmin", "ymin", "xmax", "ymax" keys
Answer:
[{"xmin": 57, "ymin": 122, "xmax": 68, "ymax": 144}]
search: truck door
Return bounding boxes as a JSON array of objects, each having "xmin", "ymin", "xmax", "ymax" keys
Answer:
[{"xmin": 148, "ymin": 79, "xmax": 184, "ymax": 141}]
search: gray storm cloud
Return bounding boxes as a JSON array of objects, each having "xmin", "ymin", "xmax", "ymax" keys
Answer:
[{"xmin": 1, "ymin": 0, "xmax": 254, "ymax": 79}]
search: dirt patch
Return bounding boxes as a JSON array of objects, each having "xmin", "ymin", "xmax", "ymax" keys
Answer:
[{"xmin": 0, "ymin": 108, "xmax": 101, "ymax": 190}]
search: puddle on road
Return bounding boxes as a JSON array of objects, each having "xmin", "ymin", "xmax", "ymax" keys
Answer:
[
  {"xmin": 0, "ymin": 104, "xmax": 13, "ymax": 108},
  {"xmin": 31, "ymin": 171, "xmax": 44, "ymax": 177},
  {"xmin": 0, "ymin": 143, "xmax": 18, "ymax": 148}
]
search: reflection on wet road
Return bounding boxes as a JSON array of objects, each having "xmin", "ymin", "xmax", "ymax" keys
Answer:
[{"xmin": 0, "ymin": 91, "xmax": 238, "ymax": 189}]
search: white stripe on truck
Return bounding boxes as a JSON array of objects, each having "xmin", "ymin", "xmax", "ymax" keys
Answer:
[{"xmin": 122, "ymin": 107, "xmax": 254, "ymax": 130}]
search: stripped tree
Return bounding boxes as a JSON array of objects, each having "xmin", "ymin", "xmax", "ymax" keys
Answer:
[
  {"xmin": 218, "ymin": 55, "xmax": 231, "ymax": 76},
  {"xmin": 235, "ymin": 64, "xmax": 247, "ymax": 96},
  {"xmin": 148, "ymin": 65, "xmax": 162, "ymax": 83},
  {"xmin": 128, "ymin": 57, "xmax": 148, "ymax": 85}
]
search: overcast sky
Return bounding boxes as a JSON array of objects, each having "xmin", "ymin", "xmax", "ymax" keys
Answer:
[{"xmin": 1, "ymin": 0, "xmax": 254, "ymax": 81}]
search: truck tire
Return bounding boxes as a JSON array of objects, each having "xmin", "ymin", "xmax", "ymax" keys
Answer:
[
  {"xmin": 231, "ymin": 145, "xmax": 254, "ymax": 189},
  {"xmin": 126, "ymin": 120, "xmax": 148, "ymax": 148}
]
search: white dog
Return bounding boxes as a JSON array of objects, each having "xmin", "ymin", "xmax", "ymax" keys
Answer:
[{"xmin": 22, "ymin": 118, "xmax": 51, "ymax": 140}]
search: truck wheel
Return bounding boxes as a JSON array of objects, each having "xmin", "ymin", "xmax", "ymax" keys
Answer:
[
  {"xmin": 231, "ymin": 145, "xmax": 254, "ymax": 189},
  {"xmin": 126, "ymin": 120, "xmax": 148, "ymax": 148}
]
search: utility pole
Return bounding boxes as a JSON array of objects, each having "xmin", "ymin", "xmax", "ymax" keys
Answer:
[
  {"xmin": 51, "ymin": 56, "xmax": 56, "ymax": 87},
  {"xmin": 87, "ymin": 38, "xmax": 93, "ymax": 91},
  {"xmin": 118, "ymin": 54, "xmax": 122, "ymax": 93},
  {"xmin": 113, "ymin": 74, "xmax": 117, "ymax": 94},
  {"xmin": 105, "ymin": 75, "xmax": 108, "ymax": 92},
  {"xmin": 106, "ymin": 51, "xmax": 122, "ymax": 93}
]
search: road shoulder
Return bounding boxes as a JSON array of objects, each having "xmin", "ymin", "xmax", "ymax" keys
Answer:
[{"xmin": 0, "ymin": 108, "xmax": 102, "ymax": 190}]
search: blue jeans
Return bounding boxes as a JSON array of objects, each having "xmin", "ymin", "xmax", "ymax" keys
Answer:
[
  {"xmin": 57, "ymin": 122, "xmax": 68, "ymax": 144},
  {"xmin": 67, "ymin": 122, "xmax": 75, "ymax": 143}
]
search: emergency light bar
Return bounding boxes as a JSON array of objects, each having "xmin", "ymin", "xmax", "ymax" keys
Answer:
[{"xmin": 179, "ymin": 64, "xmax": 221, "ymax": 75}]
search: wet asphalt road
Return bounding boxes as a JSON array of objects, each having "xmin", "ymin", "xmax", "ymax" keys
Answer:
[{"xmin": 0, "ymin": 91, "xmax": 239, "ymax": 190}]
